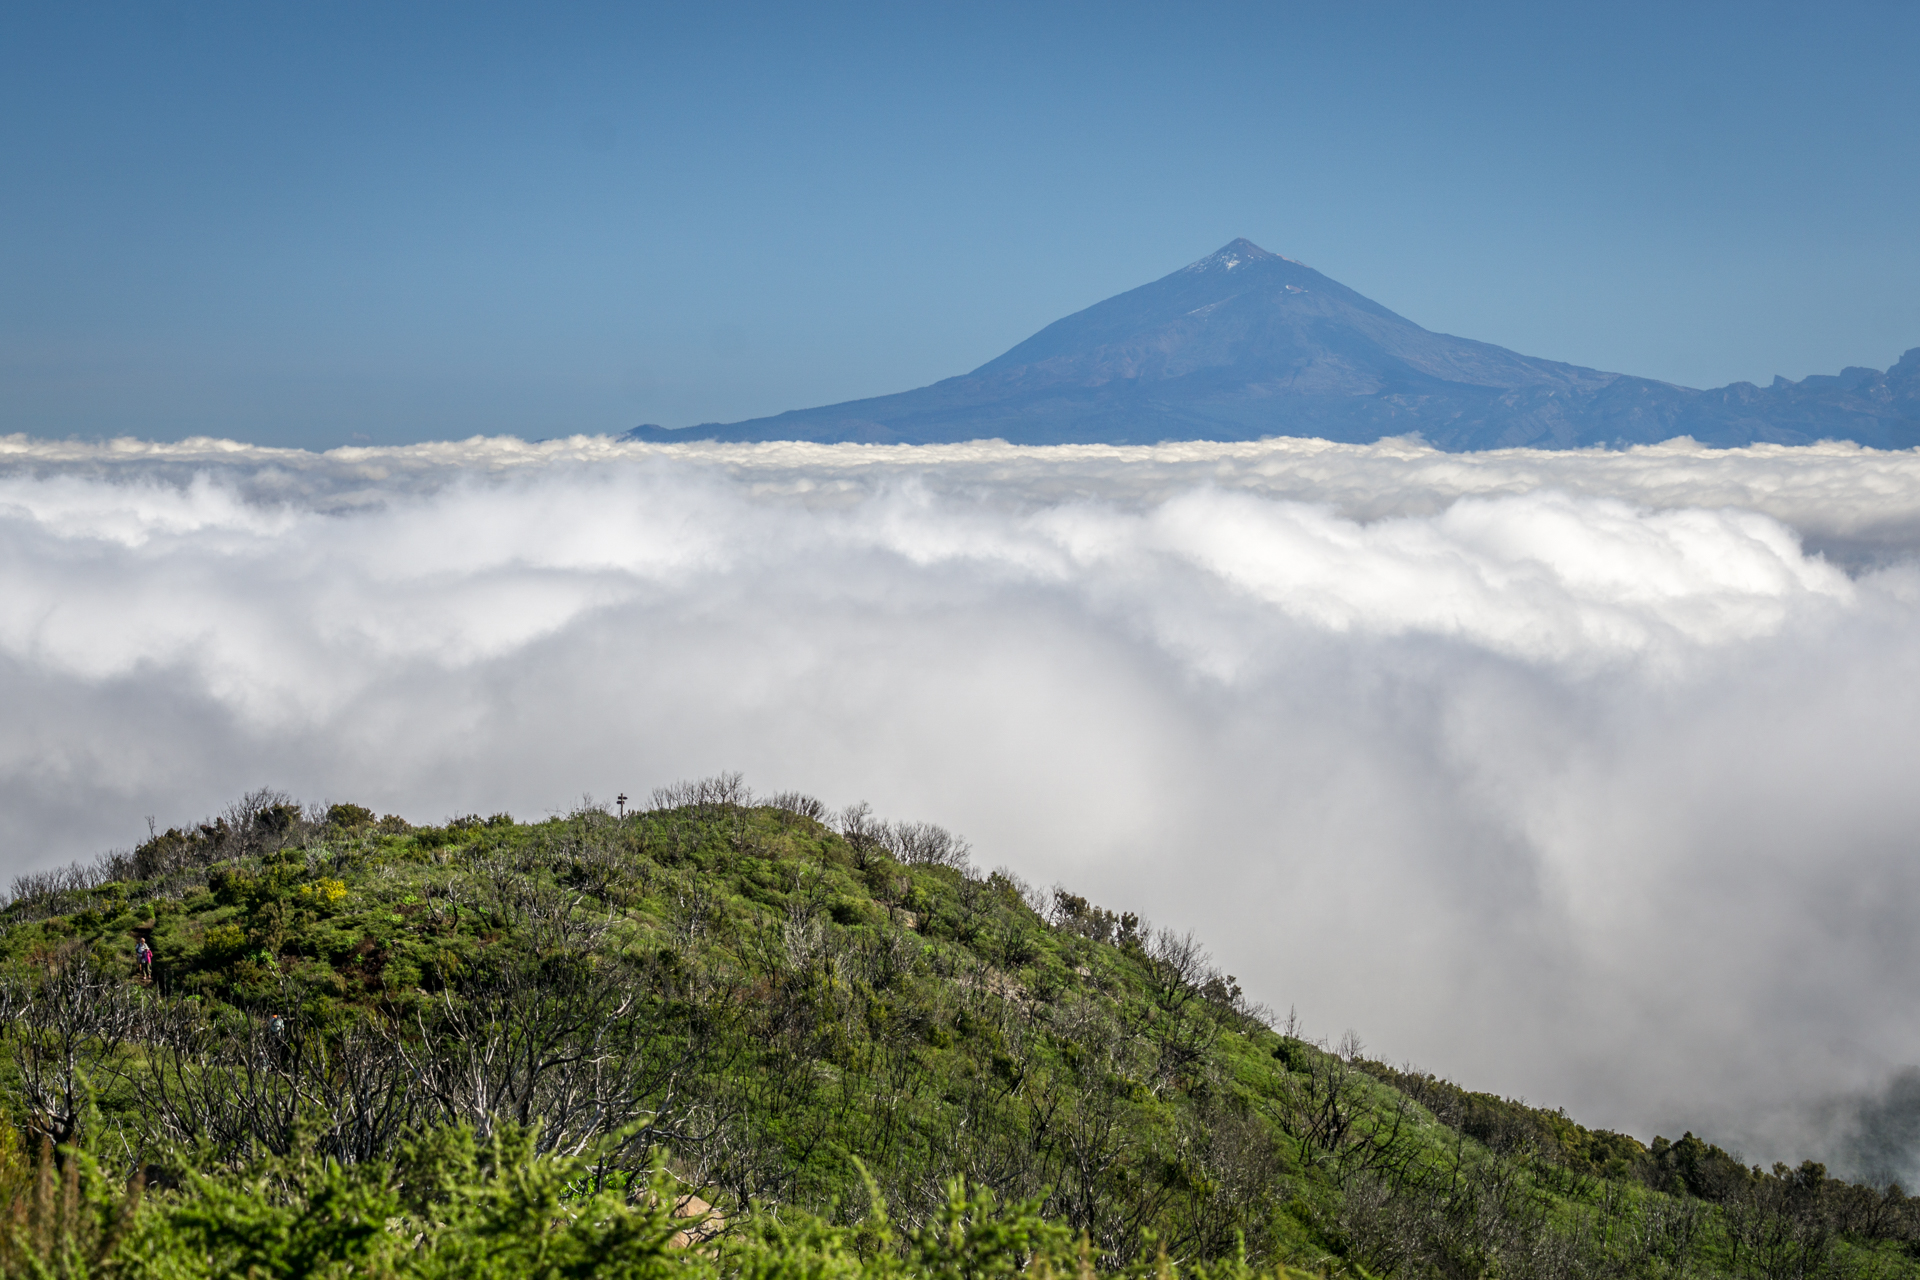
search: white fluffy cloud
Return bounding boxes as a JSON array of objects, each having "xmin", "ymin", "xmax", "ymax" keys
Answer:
[{"xmin": 6, "ymin": 431, "xmax": 1920, "ymax": 1178}]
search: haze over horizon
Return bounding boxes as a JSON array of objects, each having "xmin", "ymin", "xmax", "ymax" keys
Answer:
[{"xmin": 4, "ymin": 2, "xmax": 1920, "ymax": 448}]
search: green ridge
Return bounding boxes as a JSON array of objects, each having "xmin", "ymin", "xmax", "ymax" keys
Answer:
[{"xmin": 1, "ymin": 783, "xmax": 1913, "ymax": 1278}]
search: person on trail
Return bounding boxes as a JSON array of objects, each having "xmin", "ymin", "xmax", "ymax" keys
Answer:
[{"xmin": 135, "ymin": 936, "xmax": 153, "ymax": 979}]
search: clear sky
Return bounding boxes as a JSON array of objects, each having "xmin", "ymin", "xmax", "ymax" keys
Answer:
[{"xmin": 4, "ymin": 1, "xmax": 1919, "ymax": 448}]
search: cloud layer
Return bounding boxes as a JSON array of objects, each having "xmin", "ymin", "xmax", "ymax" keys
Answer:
[{"xmin": 6, "ymin": 432, "xmax": 1920, "ymax": 1179}]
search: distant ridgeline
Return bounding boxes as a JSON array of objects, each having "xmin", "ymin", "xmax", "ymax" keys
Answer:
[
  {"xmin": 4, "ymin": 779, "xmax": 1919, "ymax": 1278},
  {"xmin": 626, "ymin": 241, "xmax": 1920, "ymax": 451}
]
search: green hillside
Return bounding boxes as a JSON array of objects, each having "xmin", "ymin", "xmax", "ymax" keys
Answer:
[{"xmin": 1, "ymin": 781, "xmax": 1914, "ymax": 1278}]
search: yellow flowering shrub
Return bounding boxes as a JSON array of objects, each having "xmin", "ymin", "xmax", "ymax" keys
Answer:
[{"xmin": 301, "ymin": 877, "xmax": 348, "ymax": 905}]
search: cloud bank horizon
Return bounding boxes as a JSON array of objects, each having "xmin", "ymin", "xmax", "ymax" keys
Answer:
[{"xmin": 5, "ymin": 431, "xmax": 1920, "ymax": 1184}]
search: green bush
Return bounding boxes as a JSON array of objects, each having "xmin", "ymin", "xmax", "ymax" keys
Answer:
[
  {"xmin": 6, "ymin": 788, "xmax": 1917, "ymax": 1280},
  {"xmin": 4, "ymin": 1120, "xmax": 1276, "ymax": 1280},
  {"xmin": 326, "ymin": 804, "xmax": 376, "ymax": 832}
]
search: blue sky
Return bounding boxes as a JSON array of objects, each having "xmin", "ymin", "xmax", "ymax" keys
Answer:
[{"xmin": 4, "ymin": 1, "xmax": 1919, "ymax": 448}]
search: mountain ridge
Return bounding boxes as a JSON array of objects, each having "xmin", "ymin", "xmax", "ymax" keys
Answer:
[
  {"xmin": 626, "ymin": 240, "xmax": 1920, "ymax": 451},
  {"xmin": 6, "ymin": 780, "xmax": 1920, "ymax": 1277}
]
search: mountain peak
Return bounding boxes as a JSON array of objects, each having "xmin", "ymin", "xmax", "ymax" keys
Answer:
[
  {"xmin": 624, "ymin": 243, "xmax": 1920, "ymax": 452},
  {"xmin": 1186, "ymin": 238, "xmax": 1293, "ymax": 273}
]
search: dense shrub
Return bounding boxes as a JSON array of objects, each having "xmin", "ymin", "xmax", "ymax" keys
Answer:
[{"xmin": 4, "ymin": 786, "xmax": 1917, "ymax": 1280}]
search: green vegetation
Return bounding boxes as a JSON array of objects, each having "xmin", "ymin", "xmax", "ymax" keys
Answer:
[{"xmin": 1, "ymin": 778, "xmax": 1915, "ymax": 1278}]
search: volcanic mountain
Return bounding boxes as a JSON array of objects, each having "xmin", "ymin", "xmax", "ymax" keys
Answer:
[{"xmin": 625, "ymin": 239, "xmax": 1920, "ymax": 450}]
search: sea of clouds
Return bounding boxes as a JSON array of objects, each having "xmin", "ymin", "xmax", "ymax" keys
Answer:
[{"xmin": 6, "ymin": 431, "xmax": 1920, "ymax": 1182}]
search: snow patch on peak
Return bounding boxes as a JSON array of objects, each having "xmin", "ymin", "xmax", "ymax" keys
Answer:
[{"xmin": 1184, "ymin": 238, "xmax": 1298, "ymax": 273}]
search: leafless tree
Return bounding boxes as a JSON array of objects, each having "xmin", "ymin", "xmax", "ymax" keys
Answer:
[
  {"xmin": 118, "ymin": 996, "xmax": 418, "ymax": 1163},
  {"xmin": 400, "ymin": 877, "xmax": 724, "ymax": 1161},
  {"xmin": 883, "ymin": 822, "xmax": 972, "ymax": 872},
  {"xmin": 838, "ymin": 802, "xmax": 884, "ymax": 869},
  {"xmin": 5, "ymin": 946, "xmax": 139, "ymax": 1147},
  {"xmin": 1137, "ymin": 929, "xmax": 1227, "ymax": 1084},
  {"xmin": 766, "ymin": 791, "xmax": 827, "ymax": 823},
  {"xmin": 651, "ymin": 773, "xmax": 752, "ymax": 812}
]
